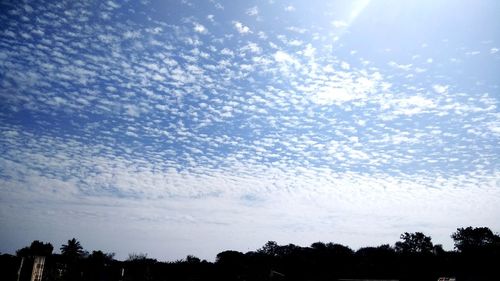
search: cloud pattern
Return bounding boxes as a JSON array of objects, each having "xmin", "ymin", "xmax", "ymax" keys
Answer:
[{"xmin": 0, "ymin": 0, "xmax": 499, "ymax": 260}]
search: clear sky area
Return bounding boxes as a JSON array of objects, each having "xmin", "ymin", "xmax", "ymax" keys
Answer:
[{"xmin": 1, "ymin": 0, "xmax": 499, "ymax": 261}]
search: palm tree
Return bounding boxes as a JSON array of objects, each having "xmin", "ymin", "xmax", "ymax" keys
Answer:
[{"xmin": 60, "ymin": 238, "xmax": 85, "ymax": 259}]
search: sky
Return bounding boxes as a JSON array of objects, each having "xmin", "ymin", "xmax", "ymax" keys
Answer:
[{"xmin": 0, "ymin": 0, "xmax": 499, "ymax": 261}]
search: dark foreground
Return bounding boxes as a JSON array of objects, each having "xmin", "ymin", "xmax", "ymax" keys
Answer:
[{"xmin": 2, "ymin": 227, "xmax": 499, "ymax": 281}]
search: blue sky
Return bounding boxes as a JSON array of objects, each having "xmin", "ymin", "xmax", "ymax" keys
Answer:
[{"xmin": 1, "ymin": 0, "xmax": 499, "ymax": 260}]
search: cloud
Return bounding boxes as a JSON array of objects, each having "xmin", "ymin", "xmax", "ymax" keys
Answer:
[
  {"xmin": 1, "ymin": 129, "xmax": 499, "ymax": 258},
  {"xmin": 388, "ymin": 61, "xmax": 412, "ymax": 71},
  {"xmin": 465, "ymin": 51, "xmax": 480, "ymax": 56},
  {"xmin": 241, "ymin": 42, "xmax": 261, "ymax": 54},
  {"xmin": 273, "ymin": 50, "xmax": 299, "ymax": 65},
  {"xmin": 1, "ymin": 0, "xmax": 499, "ymax": 262},
  {"xmin": 220, "ymin": 48, "xmax": 234, "ymax": 56},
  {"xmin": 106, "ymin": 1, "xmax": 120, "ymax": 10},
  {"xmin": 246, "ymin": 6, "xmax": 259, "ymax": 17},
  {"xmin": 286, "ymin": 26, "xmax": 307, "ymax": 34},
  {"xmin": 232, "ymin": 21, "xmax": 251, "ymax": 34},
  {"xmin": 193, "ymin": 23, "xmax": 207, "ymax": 34},
  {"xmin": 433, "ymin": 84, "xmax": 449, "ymax": 94},
  {"xmin": 312, "ymin": 87, "xmax": 353, "ymax": 105},
  {"xmin": 210, "ymin": 0, "xmax": 224, "ymax": 10}
]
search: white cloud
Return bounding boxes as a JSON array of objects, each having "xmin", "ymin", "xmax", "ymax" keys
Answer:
[
  {"xmin": 106, "ymin": 1, "xmax": 120, "ymax": 10},
  {"xmin": 465, "ymin": 51, "xmax": 480, "ymax": 56},
  {"xmin": 284, "ymin": 5, "xmax": 295, "ymax": 12},
  {"xmin": 193, "ymin": 23, "xmax": 207, "ymax": 34},
  {"xmin": 241, "ymin": 42, "xmax": 261, "ymax": 54},
  {"xmin": 246, "ymin": 6, "xmax": 259, "ymax": 16},
  {"xmin": 2, "ymin": 135, "xmax": 499, "ymax": 259},
  {"xmin": 288, "ymin": 39, "xmax": 303, "ymax": 46},
  {"xmin": 312, "ymin": 87, "xmax": 353, "ymax": 105},
  {"xmin": 273, "ymin": 50, "xmax": 300, "ymax": 67},
  {"xmin": 210, "ymin": 0, "xmax": 224, "ymax": 10},
  {"xmin": 232, "ymin": 21, "xmax": 251, "ymax": 34},
  {"xmin": 299, "ymin": 44, "xmax": 316, "ymax": 59},
  {"xmin": 391, "ymin": 96, "xmax": 436, "ymax": 116},
  {"xmin": 433, "ymin": 84, "xmax": 449, "ymax": 94},
  {"xmin": 220, "ymin": 48, "xmax": 234, "ymax": 56},
  {"xmin": 388, "ymin": 61, "xmax": 412, "ymax": 71},
  {"xmin": 286, "ymin": 26, "xmax": 307, "ymax": 34}
]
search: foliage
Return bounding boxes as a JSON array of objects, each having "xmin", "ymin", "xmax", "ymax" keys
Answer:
[
  {"xmin": 216, "ymin": 250, "xmax": 245, "ymax": 264},
  {"xmin": 7, "ymin": 228, "xmax": 500, "ymax": 281},
  {"xmin": 258, "ymin": 241, "xmax": 280, "ymax": 256},
  {"xmin": 127, "ymin": 252, "xmax": 151, "ymax": 261},
  {"xmin": 88, "ymin": 250, "xmax": 115, "ymax": 264},
  {"xmin": 16, "ymin": 240, "xmax": 53, "ymax": 257},
  {"xmin": 185, "ymin": 255, "xmax": 201, "ymax": 264},
  {"xmin": 451, "ymin": 226, "xmax": 500, "ymax": 252},
  {"xmin": 60, "ymin": 238, "xmax": 87, "ymax": 259},
  {"xmin": 395, "ymin": 232, "xmax": 434, "ymax": 253}
]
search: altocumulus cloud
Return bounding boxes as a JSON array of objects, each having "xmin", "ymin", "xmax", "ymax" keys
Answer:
[{"xmin": 0, "ymin": 0, "xmax": 499, "ymax": 260}]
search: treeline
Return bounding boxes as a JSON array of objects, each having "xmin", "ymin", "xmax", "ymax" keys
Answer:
[{"xmin": 1, "ymin": 227, "xmax": 499, "ymax": 281}]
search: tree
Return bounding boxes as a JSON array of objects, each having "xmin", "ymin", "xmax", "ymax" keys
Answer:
[
  {"xmin": 395, "ymin": 232, "xmax": 434, "ymax": 253},
  {"xmin": 16, "ymin": 240, "xmax": 53, "ymax": 257},
  {"xmin": 310, "ymin": 242, "xmax": 327, "ymax": 251},
  {"xmin": 127, "ymin": 252, "xmax": 148, "ymax": 261},
  {"xmin": 186, "ymin": 255, "xmax": 201, "ymax": 264},
  {"xmin": 258, "ymin": 241, "xmax": 280, "ymax": 257},
  {"xmin": 60, "ymin": 238, "xmax": 86, "ymax": 259},
  {"xmin": 356, "ymin": 244, "xmax": 396, "ymax": 257},
  {"xmin": 216, "ymin": 250, "xmax": 245, "ymax": 264},
  {"xmin": 325, "ymin": 243, "xmax": 354, "ymax": 256},
  {"xmin": 85, "ymin": 250, "xmax": 115, "ymax": 281},
  {"xmin": 88, "ymin": 250, "xmax": 115, "ymax": 264},
  {"xmin": 451, "ymin": 226, "xmax": 500, "ymax": 252}
]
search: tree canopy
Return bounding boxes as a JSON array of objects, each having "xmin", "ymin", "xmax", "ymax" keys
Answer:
[
  {"xmin": 60, "ymin": 238, "xmax": 86, "ymax": 259},
  {"xmin": 395, "ymin": 232, "xmax": 434, "ymax": 253},
  {"xmin": 451, "ymin": 226, "xmax": 500, "ymax": 252},
  {"xmin": 16, "ymin": 240, "xmax": 53, "ymax": 257},
  {"xmin": 8, "ymin": 227, "xmax": 500, "ymax": 281}
]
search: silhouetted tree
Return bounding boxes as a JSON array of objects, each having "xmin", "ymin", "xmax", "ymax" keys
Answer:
[
  {"xmin": 7, "ymin": 227, "xmax": 500, "ymax": 281},
  {"xmin": 450, "ymin": 227, "xmax": 500, "ymax": 280},
  {"xmin": 88, "ymin": 250, "xmax": 115, "ymax": 264},
  {"xmin": 83, "ymin": 250, "xmax": 116, "ymax": 281},
  {"xmin": 325, "ymin": 242, "xmax": 354, "ymax": 256},
  {"xmin": 259, "ymin": 241, "xmax": 280, "ymax": 257},
  {"xmin": 216, "ymin": 250, "xmax": 245, "ymax": 264},
  {"xmin": 310, "ymin": 242, "xmax": 327, "ymax": 251},
  {"xmin": 395, "ymin": 232, "xmax": 434, "ymax": 253},
  {"xmin": 127, "ymin": 253, "xmax": 148, "ymax": 261},
  {"xmin": 216, "ymin": 250, "xmax": 247, "ymax": 280},
  {"xmin": 60, "ymin": 238, "xmax": 87, "ymax": 281},
  {"xmin": 16, "ymin": 240, "xmax": 53, "ymax": 257},
  {"xmin": 356, "ymin": 244, "xmax": 396, "ymax": 257},
  {"xmin": 451, "ymin": 226, "xmax": 500, "ymax": 252},
  {"xmin": 61, "ymin": 238, "xmax": 86, "ymax": 259},
  {"xmin": 124, "ymin": 253, "xmax": 157, "ymax": 281},
  {"xmin": 185, "ymin": 255, "xmax": 201, "ymax": 264}
]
